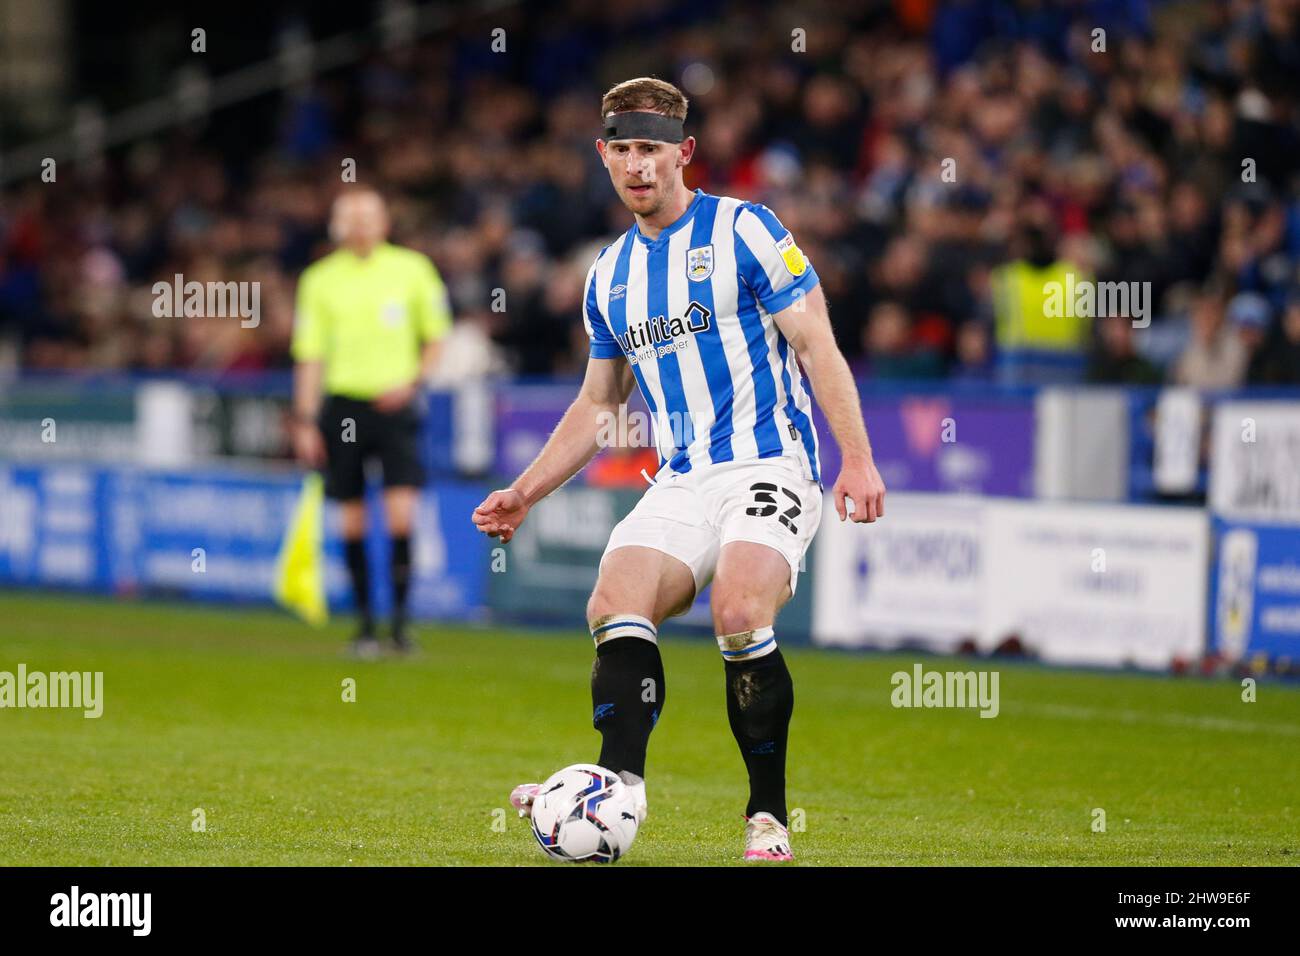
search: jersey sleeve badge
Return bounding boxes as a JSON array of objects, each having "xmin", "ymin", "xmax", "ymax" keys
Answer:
[{"xmin": 775, "ymin": 233, "xmax": 807, "ymax": 277}]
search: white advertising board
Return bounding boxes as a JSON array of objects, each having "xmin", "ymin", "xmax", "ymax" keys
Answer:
[
  {"xmin": 813, "ymin": 493, "xmax": 985, "ymax": 651},
  {"xmin": 982, "ymin": 500, "xmax": 1208, "ymax": 668},
  {"xmin": 1209, "ymin": 401, "xmax": 1300, "ymax": 522},
  {"xmin": 812, "ymin": 493, "xmax": 1209, "ymax": 668}
]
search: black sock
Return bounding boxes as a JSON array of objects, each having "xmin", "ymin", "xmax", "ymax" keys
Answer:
[
  {"xmin": 390, "ymin": 535, "xmax": 412, "ymax": 634},
  {"xmin": 591, "ymin": 638, "xmax": 665, "ymax": 778},
  {"xmin": 344, "ymin": 538, "xmax": 373, "ymax": 635},
  {"xmin": 725, "ymin": 648, "xmax": 794, "ymax": 825}
]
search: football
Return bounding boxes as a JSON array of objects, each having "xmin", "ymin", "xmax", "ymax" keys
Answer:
[{"xmin": 529, "ymin": 764, "xmax": 640, "ymax": 863}]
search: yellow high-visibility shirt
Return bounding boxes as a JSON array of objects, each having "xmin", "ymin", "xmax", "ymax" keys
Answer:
[
  {"xmin": 991, "ymin": 259, "xmax": 1091, "ymax": 352},
  {"xmin": 291, "ymin": 243, "xmax": 452, "ymax": 399}
]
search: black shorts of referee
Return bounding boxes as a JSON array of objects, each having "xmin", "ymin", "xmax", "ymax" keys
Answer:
[{"xmin": 318, "ymin": 394, "xmax": 426, "ymax": 500}]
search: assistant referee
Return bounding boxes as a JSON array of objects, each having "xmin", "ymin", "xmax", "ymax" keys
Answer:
[{"xmin": 291, "ymin": 188, "xmax": 451, "ymax": 657}]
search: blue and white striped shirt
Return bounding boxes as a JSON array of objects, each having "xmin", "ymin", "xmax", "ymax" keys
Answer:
[{"xmin": 583, "ymin": 189, "xmax": 821, "ymax": 482}]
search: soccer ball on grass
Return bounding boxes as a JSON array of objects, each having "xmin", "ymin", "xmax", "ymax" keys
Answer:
[{"xmin": 529, "ymin": 763, "xmax": 639, "ymax": 863}]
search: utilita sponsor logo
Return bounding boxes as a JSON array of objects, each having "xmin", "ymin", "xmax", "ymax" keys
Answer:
[{"xmin": 618, "ymin": 302, "xmax": 712, "ymax": 363}]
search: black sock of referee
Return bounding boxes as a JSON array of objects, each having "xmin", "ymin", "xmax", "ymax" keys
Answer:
[
  {"xmin": 343, "ymin": 538, "xmax": 373, "ymax": 636},
  {"xmin": 725, "ymin": 646, "xmax": 794, "ymax": 825},
  {"xmin": 590, "ymin": 617, "xmax": 664, "ymax": 778},
  {"xmin": 390, "ymin": 535, "xmax": 412, "ymax": 636}
]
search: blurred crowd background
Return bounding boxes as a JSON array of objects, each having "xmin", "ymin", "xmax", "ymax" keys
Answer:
[{"xmin": 1, "ymin": 0, "xmax": 1299, "ymax": 389}]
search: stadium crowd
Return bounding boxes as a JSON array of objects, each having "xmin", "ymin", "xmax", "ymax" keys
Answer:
[{"xmin": 1, "ymin": 0, "xmax": 1298, "ymax": 388}]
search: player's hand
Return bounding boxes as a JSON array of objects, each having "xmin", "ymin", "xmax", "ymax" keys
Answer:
[
  {"xmin": 833, "ymin": 454, "xmax": 886, "ymax": 523},
  {"xmin": 293, "ymin": 421, "xmax": 326, "ymax": 468},
  {"xmin": 372, "ymin": 382, "xmax": 418, "ymax": 413},
  {"xmin": 472, "ymin": 488, "xmax": 530, "ymax": 543}
]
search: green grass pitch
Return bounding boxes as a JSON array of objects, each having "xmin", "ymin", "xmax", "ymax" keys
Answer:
[{"xmin": 1, "ymin": 592, "xmax": 1297, "ymax": 866}]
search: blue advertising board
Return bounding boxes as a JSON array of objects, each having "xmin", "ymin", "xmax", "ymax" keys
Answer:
[
  {"xmin": 0, "ymin": 462, "xmax": 490, "ymax": 622},
  {"xmin": 1209, "ymin": 518, "xmax": 1300, "ymax": 663}
]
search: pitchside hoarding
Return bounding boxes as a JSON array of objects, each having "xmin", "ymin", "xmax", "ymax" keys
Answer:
[
  {"xmin": 1209, "ymin": 519, "xmax": 1300, "ymax": 664},
  {"xmin": 814, "ymin": 493, "xmax": 1209, "ymax": 668},
  {"xmin": 982, "ymin": 500, "xmax": 1209, "ymax": 668},
  {"xmin": 1205, "ymin": 400, "xmax": 1300, "ymax": 665},
  {"xmin": 495, "ymin": 383, "xmax": 1036, "ymax": 498},
  {"xmin": 1209, "ymin": 400, "xmax": 1300, "ymax": 522},
  {"xmin": 0, "ymin": 381, "xmax": 137, "ymax": 463},
  {"xmin": 0, "ymin": 463, "xmax": 489, "ymax": 621},
  {"xmin": 813, "ymin": 394, "xmax": 1035, "ymax": 497},
  {"xmin": 812, "ymin": 493, "xmax": 984, "ymax": 653}
]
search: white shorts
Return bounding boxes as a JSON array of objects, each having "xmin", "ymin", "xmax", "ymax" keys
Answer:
[{"xmin": 601, "ymin": 456, "xmax": 823, "ymax": 606}]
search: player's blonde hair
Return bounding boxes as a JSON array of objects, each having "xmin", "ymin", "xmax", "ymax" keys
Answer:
[{"xmin": 601, "ymin": 77, "xmax": 689, "ymax": 121}]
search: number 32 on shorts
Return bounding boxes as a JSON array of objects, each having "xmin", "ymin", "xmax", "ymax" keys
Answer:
[{"xmin": 744, "ymin": 482, "xmax": 802, "ymax": 534}]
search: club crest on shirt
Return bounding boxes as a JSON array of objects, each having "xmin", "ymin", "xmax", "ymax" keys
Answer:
[
  {"xmin": 686, "ymin": 244, "xmax": 714, "ymax": 282},
  {"xmin": 775, "ymin": 233, "xmax": 806, "ymax": 277},
  {"xmin": 381, "ymin": 301, "xmax": 408, "ymax": 326}
]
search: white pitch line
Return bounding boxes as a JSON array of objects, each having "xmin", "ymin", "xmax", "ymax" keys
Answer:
[{"xmin": 1004, "ymin": 701, "xmax": 1300, "ymax": 738}]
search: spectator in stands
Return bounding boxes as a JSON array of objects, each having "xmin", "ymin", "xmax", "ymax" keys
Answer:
[
  {"xmin": 1172, "ymin": 291, "xmax": 1249, "ymax": 390},
  {"xmin": 426, "ymin": 309, "xmax": 508, "ymax": 386},
  {"xmin": 950, "ymin": 320, "xmax": 994, "ymax": 383},
  {"xmin": 1249, "ymin": 290, "xmax": 1300, "ymax": 386},
  {"xmin": 856, "ymin": 302, "xmax": 944, "ymax": 381},
  {"xmin": 990, "ymin": 216, "xmax": 1090, "ymax": 356},
  {"xmin": 1229, "ymin": 292, "xmax": 1276, "ymax": 384},
  {"xmin": 1, "ymin": 0, "xmax": 1299, "ymax": 399},
  {"xmin": 1087, "ymin": 313, "xmax": 1162, "ymax": 385}
]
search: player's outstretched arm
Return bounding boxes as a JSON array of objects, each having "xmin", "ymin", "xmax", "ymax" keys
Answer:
[
  {"xmin": 772, "ymin": 284, "xmax": 886, "ymax": 523},
  {"xmin": 472, "ymin": 356, "xmax": 635, "ymax": 542}
]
